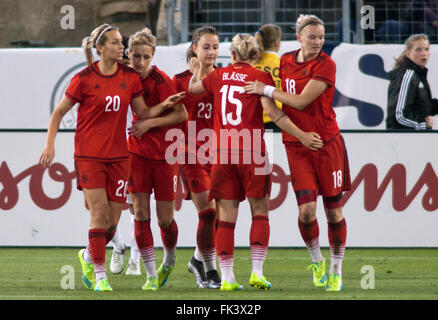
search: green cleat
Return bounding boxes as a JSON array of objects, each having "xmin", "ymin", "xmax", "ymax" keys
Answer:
[
  {"xmin": 325, "ymin": 273, "xmax": 343, "ymax": 292},
  {"xmin": 220, "ymin": 280, "xmax": 244, "ymax": 291},
  {"xmin": 141, "ymin": 276, "xmax": 159, "ymax": 291},
  {"xmin": 157, "ymin": 263, "xmax": 174, "ymax": 288},
  {"xmin": 306, "ymin": 259, "xmax": 328, "ymax": 287},
  {"xmin": 78, "ymin": 249, "xmax": 95, "ymax": 289},
  {"xmin": 94, "ymin": 278, "xmax": 113, "ymax": 292},
  {"xmin": 249, "ymin": 273, "xmax": 271, "ymax": 290}
]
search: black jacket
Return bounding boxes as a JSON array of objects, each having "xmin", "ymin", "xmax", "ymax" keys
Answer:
[{"xmin": 386, "ymin": 58, "xmax": 438, "ymax": 130}]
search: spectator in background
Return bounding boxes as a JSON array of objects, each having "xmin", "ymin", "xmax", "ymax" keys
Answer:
[
  {"xmin": 386, "ymin": 34, "xmax": 438, "ymax": 130},
  {"xmin": 413, "ymin": 0, "xmax": 438, "ymax": 41},
  {"xmin": 253, "ymin": 24, "xmax": 283, "ymax": 131}
]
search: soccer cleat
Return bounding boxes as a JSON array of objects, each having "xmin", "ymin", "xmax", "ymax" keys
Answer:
[
  {"xmin": 78, "ymin": 249, "xmax": 95, "ymax": 289},
  {"xmin": 188, "ymin": 256, "xmax": 208, "ymax": 288},
  {"xmin": 157, "ymin": 262, "xmax": 174, "ymax": 288},
  {"xmin": 141, "ymin": 276, "xmax": 159, "ymax": 291},
  {"xmin": 325, "ymin": 273, "xmax": 343, "ymax": 292},
  {"xmin": 206, "ymin": 270, "xmax": 221, "ymax": 289},
  {"xmin": 249, "ymin": 273, "xmax": 271, "ymax": 290},
  {"xmin": 94, "ymin": 278, "xmax": 113, "ymax": 292},
  {"xmin": 220, "ymin": 280, "xmax": 243, "ymax": 291},
  {"xmin": 110, "ymin": 246, "xmax": 126, "ymax": 274},
  {"xmin": 125, "ymin": 260, "xmax": 141, "ymax": 275},
  {"xmin": 306, "ymin": 258, "xmax": 328, "ymax": 287}
]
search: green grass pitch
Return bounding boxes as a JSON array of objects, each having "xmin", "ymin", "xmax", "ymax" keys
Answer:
[{"xmin": 0, "ymin": 247, "xmax": 437, "ymax": 300}]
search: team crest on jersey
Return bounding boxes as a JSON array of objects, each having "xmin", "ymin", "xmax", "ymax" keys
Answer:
[
  {"xmin": 120, "ymin": 81, "xmax": 127, "ymax": 90},
  {"xmin": 301, "ymin": 68, "xmax": 308, "ymax": 76}
]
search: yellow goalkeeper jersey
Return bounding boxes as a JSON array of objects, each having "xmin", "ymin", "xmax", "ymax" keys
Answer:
[{"xmin": 253, "ymin": 51, "xmax": 282, "ymax": 123}]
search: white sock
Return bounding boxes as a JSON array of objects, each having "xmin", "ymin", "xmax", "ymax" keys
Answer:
[
  {"xmin": 194, "ymin": 246, "xmax": 203, "ymax": 262},
  {"xmin": 139, "ymin": 246, "xmax": 156, "ymax": 278},
  {"xmin": 129, "ymin": 215, "xmax": 140, "ymax": 263},
  {"xmin": 202, "ymin": 248, "xmax": 217, "ymax": 272},
  {"xmin": 111, "ymin": 228, "xmax": 125, "ymax": 251},
  {"xmin": 251, "ymin": 245, "xmax": 267, "ymax": 277},
  {"xmin": 83, "ymin": 247, "xmax": 93, "ymax": 264},
  {"xmin": 306, "ymin": 239, "xmax": 324, "ymax": 263},
  {"xmin": 218, "ymin": 255, "xmax": 234, "ymax": 283},
  {"xmin": 163, "ymin": 247, "xmax": 176, "ymax": 267}
]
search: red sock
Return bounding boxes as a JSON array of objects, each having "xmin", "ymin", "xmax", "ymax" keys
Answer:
[
  {"xmin": 250, "ymin": 215, "xmax": 269, "ymax": 275},
  {"xmin": 215, "ymin": 221, "xmax": 235, "ymax": 257},
  {"xmin": 298, "ymin": 218, "xmax": 320, "ymax": 248},
  {"xmin": 328, "ymin": 218, "xmax": 347, "ymax": 256},
  {"xmin": 135, "ymin": 220, "xmax": 154, "ymax": 249},
  {"xmin": 88, "ymin": 228, "xmax": 107, "ymax": 277},
  {"xmin": 160, "ymin": 219, "xmax": 178, "ymax": 249},
  {"xmin": 328, "ymin": 218, "xmax": 347, "ymax": 274},
  {"xmin": 197, "ymin": 208, "xmax": 216, "ymax": 252},
  {"xmin": 250, "ymin": 215, "xmax": 270, "ymax": 247},
  {"xmin": 215, "ymin": 221, "xmax": 236, "ymax": 283},
  {"xmin": 135, "ymin": 219, "xmax": 155, "ymax": 277}
]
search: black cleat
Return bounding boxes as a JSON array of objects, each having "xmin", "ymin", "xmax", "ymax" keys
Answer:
[
  {"xmin": 188, "ymin": 256, "xmax": 208, "ymax": 288},
  {"xmin": 206, "ymin": 270, "xmax": 221, "ymax": 289}
]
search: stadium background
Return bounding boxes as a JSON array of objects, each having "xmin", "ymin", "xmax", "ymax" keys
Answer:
[{"xmin": 0, "ymin": 1, "xmax": 437, "ymax": 247}]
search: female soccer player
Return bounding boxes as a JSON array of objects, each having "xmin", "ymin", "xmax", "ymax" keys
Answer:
[
  {"xmin": 245, "ymin": 14, "xmax": 350, "ymax": 292},
  {"xmin": 252, "ymin": 24, "xmax": 283, "ymax": 130},
  {"xmin": 126, "ymin": 27, "xmax": 188, "ymax": 291},
  {"xmin": 39, "ymin": 24, "xmax": 183, "ymax": 292},
  {"xmin": 172, "ymin": 26, "xmax": 221, "ymax": 289},
  {"xmin": 386, "ymin": 33, "xmax": 438, "ymax": 130},
  {"xmin": 189, "ymin": 33, "xmax": 323, "ymax": 291}
]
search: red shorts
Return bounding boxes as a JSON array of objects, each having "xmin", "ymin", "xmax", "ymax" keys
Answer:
[
  {"xmin": 128, "ymin": 153, "xmax": 179, "ymax": 201},
  {"xmin": 74, "ymin": 159, "xmax": 128, "ymax": 203},
  {"xmin": 181, "ymin": 163, "xmax": 212, "ymax": 197},
  {"xmin": 209, "ymin": 162, "xmax": 271, "ymax": 202},
  {"xmin": 284, "ymin": 133, "xmax": 351, "ymax": 197}
]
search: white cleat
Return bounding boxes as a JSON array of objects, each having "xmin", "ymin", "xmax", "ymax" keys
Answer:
[
  {"xmin": 110, "ymin": 246, "xmax": 126, "ymax": 274},
  {"xmin": 125, "ymin": 260, "xmax": 141, "ymax": 275}
]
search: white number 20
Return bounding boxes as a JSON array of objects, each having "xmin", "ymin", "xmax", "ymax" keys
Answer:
[{"xmin": 105, "ymin": 95, "xmax": 120, "ymax": 112}]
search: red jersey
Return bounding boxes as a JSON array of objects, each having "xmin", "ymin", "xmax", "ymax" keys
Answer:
[
  {"xmin": 202, "ymin": 62, "xmax": 274, "ymax": 157},
  {"xmin": 65, "ymin": 61, "xmax": 144, "ymax": 161},
  {"xmin": 127, "ymin": 66, "xmax": 178, "ymax": 160},
  {"xmin": 172, "ymin": 69, "xmax": 214, "ymax": 164},
  {"xmin": 279, "ymin": 50, "xmax": 338, "ymax": 143}
]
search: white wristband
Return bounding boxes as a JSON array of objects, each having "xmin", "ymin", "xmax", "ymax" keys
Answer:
[{"xmin": 263, "ymin": 85, "xmax": 276, "ymax": 98}]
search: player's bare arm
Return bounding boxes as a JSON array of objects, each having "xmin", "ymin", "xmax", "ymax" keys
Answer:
[
  {"xmin": 128, "ymin": 102, "xmax": 187, "ymax": 137},
  {"xmin": 245, "ymin": 79, "xmax": 328, "ymax": 110},
  {"xmin": 260, "ymin": 96, "xmax": 323, "ymax": 151},
  {"xmin": 130, "ymin": 92, "xmax": 185, "ymax": 120},
  {"xmin": 39, "ymin": 96, "xmax": 76, "ymax": 168},
  {"xmin": 188, "ymin": 57, "xmax": 205, "ymax": 95}
]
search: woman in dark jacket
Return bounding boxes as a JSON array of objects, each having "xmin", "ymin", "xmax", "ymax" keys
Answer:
[{"xmin": 386, "ymin": 34, "xmax": 438, "ymax": 130}]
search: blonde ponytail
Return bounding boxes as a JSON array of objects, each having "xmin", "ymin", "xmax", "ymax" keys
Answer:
[{"xmin": 81, "ymin": 24, "xmax": 116, "ymax": 66}]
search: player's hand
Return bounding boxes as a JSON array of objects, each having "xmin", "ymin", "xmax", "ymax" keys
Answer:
[
  {"xmin": 39, "ymin": 145, "xmax": 55, "ymax": 168},
  {"xmin": 162, "ymin": 92, "xmax": 185, "ymax": 109},
  {"xmin": 189, "ymin": 57, "xmax": 201, "ymax": 74},
  {"xmin": 244, "ymin": 80, "xmax": 266, "ymax": 95},
  {"xmin": 300, "ymin": 132, "xmax": 324, "ymax": 151},
  {"xmin": 128, "ymin": 119, "xmax": 152, "ymax": 137}
]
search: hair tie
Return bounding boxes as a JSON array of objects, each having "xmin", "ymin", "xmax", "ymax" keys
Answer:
[{"xmin": 257, "ymin": 29, "xmax": 265, "ymax": 37}]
